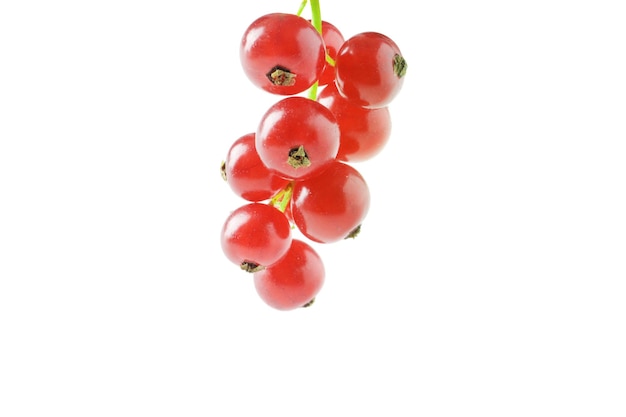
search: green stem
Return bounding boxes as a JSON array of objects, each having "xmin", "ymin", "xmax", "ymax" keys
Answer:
[
  {"xmin": 296, "ymin": 0, "xmax": 307, "ymax": 16},
  {"xmin": 309, "ymin": 0, "xmax": 322, "ymax": 34},
  {"xmin": 270, "ymin": 181, "xmax": 294, "ymax": 213},
  {"xmin": 306, "ymin": 0, "xmax": 322, "ymax": 101},
  {"xmin": 307, "ymin": 82, "xmax": 319, "ymax": 100}
]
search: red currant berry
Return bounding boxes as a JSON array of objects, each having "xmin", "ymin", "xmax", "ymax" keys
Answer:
[
  {"xmin": 253, "ymin": 239, "xmax": 325, "ymax": 310},
  {"xmin": 291, "ymin": 160, "xmax": 370, "ymax": 243},
  {"xmin": 222, "ymin": 133, "xmax": 289, "ymax": 202},
  {"xmin": 221, "ymin": 203, "xmax": 292, "ymax": 272},
  {"xmin": 315, "ymin": 20, "xmax": 344, "ymax": 86},
  {"xmin": 318, "ymin": 83, "xmax": 392, "ymax": 162},
  {"xmin": 256, "ymin": 96, "xmax": 340, "ymax": 181},
  {"xmin": 335, "ymin": 32, "xmax": 407, "ymax": 108},
  {"xmin": 240, "ymin": 13, "xmax": 326, "ymax": 95}
]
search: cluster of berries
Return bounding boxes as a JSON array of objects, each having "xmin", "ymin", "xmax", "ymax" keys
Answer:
[{"xmin": 220, "ymin": 5, "xmax": 407, "ymax": 310}]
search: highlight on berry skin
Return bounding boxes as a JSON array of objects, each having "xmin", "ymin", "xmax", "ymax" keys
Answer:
[{"xmin": 221, "ymin": 0, "xmax": 407, "ymax": 310}]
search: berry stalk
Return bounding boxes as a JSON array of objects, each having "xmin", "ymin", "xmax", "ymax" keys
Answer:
[
  {"xmin": 307, "ymin": 0, "xmax": 322, "ymax": 100},
  {"xmin": 269, "ymin": 181, "xmax": 294, "ymax": 213},
  {"xmin": 296, "ymin": 0, "xmax": 307, "ymax": 16},
  {"xmin": 298, "ymin": 0, "xmax": 323, "ymax": 101},
  {"xmin": 296, "ymin": 0, "xmax": 322, "ymax": 31},
  {"xmin": 309, "ymin": 0, "xmax": 322, "ymax": 34}
]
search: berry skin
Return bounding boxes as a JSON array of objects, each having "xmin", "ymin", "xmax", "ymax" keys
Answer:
[
  {"xmin": 221, "ymin": 203, "xmax": 292, "ymax": 272},
  {"xmin": 240, "ymin": 13, "xmax": 326, "ymax": 95},
  {"xmin": 291, "ymin": 160, "xmax": 370, "ymax": 243},
  {"xmin": 334, "ymin": 32, "xmax": 407, "ymax": 108},
  {"xmin": 254, "ymin": 239, "xmax": 325, "ymax": 310},
  {"xmin": 256, "ymin": 96, "xmax": 340, "ymax": 181},
  {"xmin": 318, "ymin": 83, "xmax": 392, "ymax": 162},
  {"xmin": 222, "ymin": 133, "xmax": 289, "ymax": 202}
]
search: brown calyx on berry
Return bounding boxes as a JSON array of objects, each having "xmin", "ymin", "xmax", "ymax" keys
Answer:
[
  {"xmin": 302, "ymin": 298, "xmax": 315, "ymax": 308},
  {"xmin": 393, "ymin": 54, "xmax": 408, "ymax": 78},
  {"xmin": 240, "ymin": 261, "xmax": 264, "ymax": 273},
  {"xmin": 267, "ymin": 65, "xmax": 297, "ymax": 87},
  {"xmin": 287, "ymin": 145, "xmax": 311, "ymax": 169},
  {"xmin": 220, "ymin": 160, "xmax": 227, "ymax": 181},
  {"xmin": 345, "ymin": 224, "xmax": 362, "ymax": 239}
]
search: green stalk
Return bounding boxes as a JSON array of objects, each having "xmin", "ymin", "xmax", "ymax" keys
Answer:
[
  {"xmin": 307, "ymin": 82, "xmax": 319, "ymax": 101},
  {"xmin": 296, "ymin": 0, "xmax": 307, "ymax": 16},
  {"xmin": 270, "ymin": 181, "xmax": 294, "ymax": 213},
  {"xmin": 309, "ymin": 0, "xmax": 322, "ymax": 33},
  {"xmin": 306, "ymin": 0, "xmax": 322, "ymax": 101}
]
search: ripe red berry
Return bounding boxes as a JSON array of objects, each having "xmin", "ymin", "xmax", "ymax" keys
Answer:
[
  {"xmin": 256, "ymin": 96, "xmax": 340, "ymax": 181},
  {"xmin": 253, "ymin": 239, "xmax": 325, "ymax": 310},
  {"xmin": 222, "ymin": 133, "xmax": 289, "ymax": 201},
  {"xmin": 318, "ymin": 83, "xmax": 392, "ymax": 162},
  {"xmin": 334, "ymin": 32, "xmax": 407, "ymax": 108},
  {"xmin": 240, "ymin": 13, "xmax": 326, "ymax": 95},
  {"xmin": 221, "ymin": 203, "xmax": 292, "ymax": 272},
  {"xmin": 291, "ymin": 160, "xmax": 370, "ymax": 243}
]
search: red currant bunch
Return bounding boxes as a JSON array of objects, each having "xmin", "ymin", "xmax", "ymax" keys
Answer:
[{"xmin": 220, "ymin": 0, "xmax": 407, "ymax": 311}]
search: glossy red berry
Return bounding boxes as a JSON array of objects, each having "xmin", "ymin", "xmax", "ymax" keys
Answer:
[
  {"xmin": 334, "ymin": 32, "xmax": 407, "ymax": 108},
  {"xmin": 222, "ymin": 133, "xmax": 289, "ymax": 202},
  {"xmin": 256, "ymin": 96, "xmax": 340, "ymax": 181},
  {"xmin": 253, "ymin": 239, "xmax": 325, "ymax": 310},
  {"xmin": 221, "ymin": 203, "xmax": 292, "ymax": 272},
  {"xmin": 240, "ymin": 13, "xmax": 326, "ymax": 95},
  {"xmin": 318, "ymin": 83, "xmax": 392, "ymax": 162},
  {"xmin": 291, "ymin": 160, "xmax": 370, "ymax": 243}
]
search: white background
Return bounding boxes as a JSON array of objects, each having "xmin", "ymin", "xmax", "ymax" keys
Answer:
[{"xmin": 1, "ymin": 0, "xmax": 625, "ymax": 415}]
